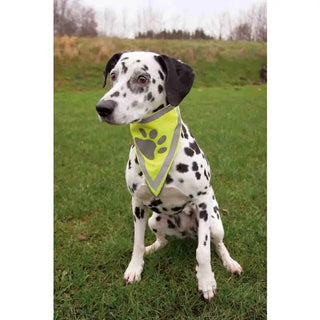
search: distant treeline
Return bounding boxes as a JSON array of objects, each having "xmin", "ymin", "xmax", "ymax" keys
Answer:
[
  {"xmin": 54, "ymin": 0, "xmax": 266, "ymax": 42},
  {"xmin": 135, "ymin": 29, "xmax": 214, "ymax": 40}
]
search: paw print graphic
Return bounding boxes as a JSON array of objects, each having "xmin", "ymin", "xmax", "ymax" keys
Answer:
[{"xmin": 135, "ymin": 128, "xmax": 167, "ymax": 160}]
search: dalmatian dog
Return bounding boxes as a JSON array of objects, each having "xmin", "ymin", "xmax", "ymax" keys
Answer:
[{"xmin": 96, "ymin": 51, "xmax": 243, "ymax": 301}]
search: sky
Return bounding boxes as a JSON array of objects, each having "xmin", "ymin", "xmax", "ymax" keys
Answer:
[{"xmin": 81, "ymin": 0, "xmax": 266, "ymax": 38}]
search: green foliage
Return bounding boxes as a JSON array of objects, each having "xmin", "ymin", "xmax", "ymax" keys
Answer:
[{"xmin": 55, "ymin": 85, "xmax": 266, "ymax": 319}]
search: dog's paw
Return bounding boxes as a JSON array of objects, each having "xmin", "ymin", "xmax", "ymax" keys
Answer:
[
  {"xmin": 196, "ymin": 269, "xmax": 217, "ymax": 301},
  {"xmin": 124, "ymin": 260, "xmax": 144, "ymax": 284},
  {"xmin": 145, "ymin": 238, "xmax": 168, "ymax": 254},
  {"xmin": 223, "ymin": 258, "xmax": 243, "ymax": 275}
]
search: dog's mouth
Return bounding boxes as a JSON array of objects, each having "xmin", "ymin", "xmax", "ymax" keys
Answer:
[
  {"xmin": 97, "ymin": 112, "xmax": 143, "ymax": 126},
  {"xmin": 97, "ymin": 113, "xmax": 120, "ymax": 125}
]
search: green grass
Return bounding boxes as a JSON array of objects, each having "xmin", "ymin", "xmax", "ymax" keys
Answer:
[
  {"xmin": 54, "ymin": 85, "xmax": 266, "ymax": 319},
  {"xmin": 54, "ymin": 37, "xmax": 266, "ymax": 91}
]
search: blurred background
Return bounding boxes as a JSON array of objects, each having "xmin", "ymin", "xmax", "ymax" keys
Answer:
[
  {"xmin": 54, "ymin": 0, "xmax": 267, "ymax": 91},
  {"xmin": 54, "ymin": 0, "xmax": 266, "ymax": 40}
]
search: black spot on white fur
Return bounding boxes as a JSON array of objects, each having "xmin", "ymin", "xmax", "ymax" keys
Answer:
[
  {"xmin": 189, "ymin": 141, "xmax": 201, "ymax": 154},
  {"xmin": 121, "ymin": 62, "xmax": 128, "ymax": 74},
  {"xmin": 167, "ymin": 220, "xmax": 175, "ymax": 229},
  {"xmin": 150, "ymin": 207, "xmax": 161, "ymax": 214},
  {"xmin": 199, "ymin": 203, "xmax": 207, "ymax": 209},
  {"xmin": 176, "ymin": 163, "xmax": 188, "ymax": 173},
  {"xmin": 172, "ymin": 205, "xmax": 184, "ymax": 212},
  {"xmin": 150, "ymin": 199, "xmax": 162, "ymax": 206},
  {"xmin": 199, "ymin": 210, "xmax": 208, "ymax": 221},
  {"xmin": 192, "ymin": 162, "xmax": 198, "ymax": 171},
  {"xmin": 158, "ymin": 70, "xmax": 164, "ymax": 80},
  {"xmin": 135, "ymin": 207, "xmax": 144, "ymax": 219},
  {"xmin": 182, "ymin": 125, "xmax": 189, "ymax": 139},
  {"xmin": 184, "ymin": 147, "xmax": 194, "ymax": 157},
  {"xmin": 111, "ymin": 91, "xmax": 120, "ymax": 97},
  {"xmin": 165, "ymin": 174, "xmax": 173, "ymax": 184}
]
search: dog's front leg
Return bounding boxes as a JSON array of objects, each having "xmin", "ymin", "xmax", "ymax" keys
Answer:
[
  {"xmin": 124, "ymin": 197, "xmax": 147, "ymax": 284},
  {"xmin": 195, "ymin": 194, "xmax": 217, "ymax": 301}
]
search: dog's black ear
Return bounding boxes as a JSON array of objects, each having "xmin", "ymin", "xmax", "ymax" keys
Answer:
[
  {"xmin": 102, "ymin": 52, "xmax": 122, "ymax": 88},
  {"xmin": 154, "ymin": 55, "xmax": 195, "ymax": 106}
]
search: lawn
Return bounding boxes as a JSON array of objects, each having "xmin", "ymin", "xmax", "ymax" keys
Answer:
[{"xmin": 54, "ymin": 85, "xmax": 266, "ymax": 319}]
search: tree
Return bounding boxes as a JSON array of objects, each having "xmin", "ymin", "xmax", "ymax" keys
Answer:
[
  {"xmin": 54, "ymin": 0, "xmax": 98, "ymax": 36},
  {"xmin": 103, "ymin": 8, "xmax": 116, "ymax": 37},
  {"xmin": 229, "ymin": 1, "xmax": 266, "ymax": 42},
  {"xmin": 254, "ymin": 2, "xmax": 267, "ymax": 41},
  {"xmin": 135, "ymin": 28, "xmax": 213, "ymax": 40},
  {"xmin": 136, "ymin": 5, "xmax": 163, "ymax": 37},
  {"xmin": 231, "ymin": 22, "xmax": 252, "ymax": 41},
  {"xmin": 217, "ymin": 11, "xmax": 228, "ymax": 40},
  {"xmin": 121, "ymin": 8, "xmax": 128, "ymax": 38},
  {"xmin": 54, "ymin": 0, "xmax": 77, "ymax": 36},
  {"xmin": 78, "ymin": 7, "xmax": 97, "ymax": 36}
]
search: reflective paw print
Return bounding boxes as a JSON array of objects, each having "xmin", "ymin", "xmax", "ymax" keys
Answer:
[{"xmin": 135, "ymin": 128, "xmax": 167, "ymax": 160}]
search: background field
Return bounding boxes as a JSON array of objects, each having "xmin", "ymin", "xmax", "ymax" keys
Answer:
[
  {"xmin": 55, "ymin": 37, "xmax": 266, "ymax": 91},
  {"xmin": 54, "ymin": 38, "xmax": 267, "ymax": 319}
]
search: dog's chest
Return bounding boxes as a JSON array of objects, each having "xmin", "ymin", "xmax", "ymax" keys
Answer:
[
  {"xmin": 126, "ymin": 147, "xmax": 191, "ymax": 215},
  {"xmin": 125, "ymin": 122, "xmax": 211, "ymax": 214},
  {"xmin": 135, "ymin": 185, "xmax": 191, "ymax": 215}
]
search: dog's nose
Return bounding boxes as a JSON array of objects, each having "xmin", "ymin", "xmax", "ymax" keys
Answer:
[{"xmin": 96, "ymin": 100, "xmax": 117, "ymax": 117}]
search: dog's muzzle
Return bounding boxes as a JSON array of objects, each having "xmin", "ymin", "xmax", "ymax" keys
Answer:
[{"xmin": 96, "ymin": 99, "xmax": 117, "ymax": 121}]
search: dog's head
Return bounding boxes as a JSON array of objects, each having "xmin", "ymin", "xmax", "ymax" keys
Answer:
[{"xmin": 96, "ymin": 51, "xmax": 195, "ymax": 125}]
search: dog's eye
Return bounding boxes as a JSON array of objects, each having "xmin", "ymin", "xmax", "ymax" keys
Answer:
[
  {"xmin": 110, "ymin": 73, "xmax": 116, "ymax": 81},
  {"xmin": 137, "ymin": 75, "xmax": 148, "ymax": 85}
]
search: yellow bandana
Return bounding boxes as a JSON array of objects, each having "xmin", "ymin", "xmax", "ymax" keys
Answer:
[{"xmin": 130, "ymin": 105, "xmax": 182, "ymax": 196}]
